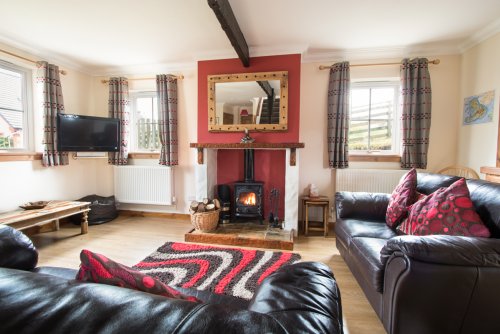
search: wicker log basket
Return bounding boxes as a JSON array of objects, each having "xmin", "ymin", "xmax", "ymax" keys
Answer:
[
  {"xmin": 189, "ymin": 198, "xmax": 221, "ymax": 232},
  {"xmin": 190, "ymin": 209, "xmax": 220, "ymax": 232}
]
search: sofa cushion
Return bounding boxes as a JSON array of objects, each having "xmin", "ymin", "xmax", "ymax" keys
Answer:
[
  {"xmin": 336, "ymin": 192, "xmax": 391, "ymax": 221},
  {"xmin": 0, "ymin": 224, "xmax": 38, "ymax": 270},
  {"xmin": 417, "ymin": 173, "xmax": 460, "ymax": 195},
  {"xmin": 398, "ymin": 178, "xmax": 490, "ymax": 237},
  {"xmin": 336, "ymin": 219, "xmax": 396, "ymax": 248},
  {"xmin": 76, "ymin": 249, "xmax": 199, "ymax": 302},
  {"xmin": 350, "ymin": 237, "xmax": 387, "ymax": 292},
  {"xmin": 386, "ymin": 168, "xmax": 417, "ymax": 228},
  {"xmin": 467, "ymin": 178, "xmax": 500, "ymax": 238}
]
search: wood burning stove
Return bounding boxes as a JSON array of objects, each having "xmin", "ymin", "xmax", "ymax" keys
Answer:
[
  {"xmin": 233, "ymin": 149, "xmax": 263, "ymax": 223},
  {"xmin": 234, "ymin": 181, "xmax": 263, "ymax": 223}
]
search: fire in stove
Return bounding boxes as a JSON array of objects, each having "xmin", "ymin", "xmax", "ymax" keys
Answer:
[{"xmin": 238, "ymin": 192, "xmax": 256, "ymax": 206}]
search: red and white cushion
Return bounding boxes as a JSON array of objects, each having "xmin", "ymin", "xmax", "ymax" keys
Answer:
[
  {"xmin": 76, "ymin": 249, "xmax": 199, "ymax": 302},
  {"xmin": 385, "ymin": 168, "xmax": 417, "ymax": 228}
]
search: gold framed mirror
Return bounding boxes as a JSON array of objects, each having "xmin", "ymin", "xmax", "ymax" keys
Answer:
[{"xmin": 208, "ymin": 71, "xmax": 288, "ymax": 132}]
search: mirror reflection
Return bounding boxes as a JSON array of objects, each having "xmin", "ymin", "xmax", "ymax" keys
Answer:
[
  {"xmin": 208, "ymin": 71, "xmax": 288, "ymax": 132},
  {"xmin": 215, "ymin": 80, "xmax": 280, "ymax": 125}
]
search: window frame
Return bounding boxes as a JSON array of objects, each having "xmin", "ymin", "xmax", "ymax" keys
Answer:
[
  {"xmin": 0, "ymin": 60, "xmax": 33, "ymax": 152},
  {"xmin": 348, "ymin": 80, "xmax": 400, "ymax": 156},
  {"xmin": 129, "ymin": 91, "xmax": 160, "ymax": 153}
]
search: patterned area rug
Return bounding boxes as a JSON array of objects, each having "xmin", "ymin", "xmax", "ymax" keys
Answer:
[{"xmin": 133, "ymin": 241, "xmax": 301, "ymax": 300}]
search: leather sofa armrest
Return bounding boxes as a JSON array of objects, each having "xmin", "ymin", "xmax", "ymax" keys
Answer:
[
  {"xmin": 0, "ymin": 225, "xmax": 38, "ymax": 270},
  {"xmin": 249, "ymin": 261, "xmax": 343, "ymax": 334},
  {"xmin": 335, "ymin": 192, "xmax": 390, "ymax": 221},
  {"xmin": 381, "ymin": 235, "xmax": 500, "ymax": 267}
]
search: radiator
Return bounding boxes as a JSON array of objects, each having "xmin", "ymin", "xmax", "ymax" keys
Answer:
[
  {"xmin": 114, "ymin": 166, "xmax": 173, "ymax": 205},
  {"xmin": 336, "ymin": 169, "xmax": 407, "ymax": 194}
]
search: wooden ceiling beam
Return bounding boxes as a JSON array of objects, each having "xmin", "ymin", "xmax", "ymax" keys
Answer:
[{"xmin": 207, "ymin": 0, "xmax": 250, "ymax": 67}]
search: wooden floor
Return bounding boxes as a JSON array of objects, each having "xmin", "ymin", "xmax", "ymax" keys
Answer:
[{"xmin": 29, "ymin": 215, "xmax": 386, "ymax": 334}]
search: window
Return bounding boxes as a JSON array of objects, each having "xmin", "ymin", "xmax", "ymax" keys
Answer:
[
  {"xmin": 0, "ymin": 61, "xmax": 32, "ymax": 150},
  {"xmin": 349, "ymin": 81, "xmax": 399, "ymax": 154},
  {"xmin": 130, "ymin": 92, "xmax": 160, "ymax": 152}
]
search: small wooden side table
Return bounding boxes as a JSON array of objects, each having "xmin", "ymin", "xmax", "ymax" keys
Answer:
[{"xmin": 301, "ymin": 196, "xmax": 330, "ymax": 237}]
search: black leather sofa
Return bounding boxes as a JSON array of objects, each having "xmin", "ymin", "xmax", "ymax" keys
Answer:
[
  {"xmin": 0, "ymin": 225, "xmax": 343, "ymax": 334},
  {"xmin": 335, "ymin": 172, "xmax": 500, "ymax": 334}
]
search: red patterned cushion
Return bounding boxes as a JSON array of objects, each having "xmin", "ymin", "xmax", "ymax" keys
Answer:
[
  {"xmin": 397, "ymin": 178, "xmax": 490, "ymax": 237},
  {"xmin": 397, "ymin": 192, "xmax": 428, "ymax": 235},
  {"xmin": 76, "ymin": 249, "xmax": 199, "ymax": 302},
  {"xmin": 386, "ymin": 168, "xmax": 417, "ymax": 228}
]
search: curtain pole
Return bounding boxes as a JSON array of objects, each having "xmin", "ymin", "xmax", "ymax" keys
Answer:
[
  {"xmin": 101, "ymin": 75, "xmax": 184, "ymax": 84},
  {"xmin": 319, "ymin": 59, "xmax": 440, "ymax": 70},
  {"xmin": 0, "ymin": 48, "xmax": 67, "ymax": 75}
]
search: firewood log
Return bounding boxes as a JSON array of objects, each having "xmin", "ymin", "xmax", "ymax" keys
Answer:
[
  {"xmin": 190, "ymin": 201, "xmax": 199, "ymax": 212},
  {"xmin": 197, "ymin": 203, "xmax": 206, "ymax": 212},
  {"xmin": 213, "ymin": 198, "xmax": 221, "ymax": 210}
]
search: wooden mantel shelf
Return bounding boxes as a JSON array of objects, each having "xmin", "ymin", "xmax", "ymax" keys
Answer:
[
  {"xmin": 190, "ymin": 142, "xmax": 304, "ymax": 149},
  {"xmin": 190, "ymin": 142, "xmax": 305, "ymax": 166},
  {"xmin": 480, "ymin": 166, "xmax": 500, "ymax": 184}
]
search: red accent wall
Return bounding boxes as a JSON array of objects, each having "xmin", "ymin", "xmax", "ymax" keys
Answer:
[{"xmin": 197, "ymin": 54, "xmax": 301, "ymax": 220}]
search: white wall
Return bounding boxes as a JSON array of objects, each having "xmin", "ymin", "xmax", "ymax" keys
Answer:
[
  {"xmin": 0, "ymin": 45, "xmax": 100, "ymax": 211},
  {"xmin": 1, "ymin": 44, "xmax": 485, "ymax": 216},
  {"xmin": 458, "ymin": 33, "xmax": 500, "ymax": 173},
  {"xmin": 0, "ymin": 159, "xmax": 98, "ymax": 211},
  {"xmin": 299, "ymin": 55, "xmax": 461, "ymax": 218},
  {"xmin": 92, "ymin": 69, "xmax": 199, "ymax": 214}
]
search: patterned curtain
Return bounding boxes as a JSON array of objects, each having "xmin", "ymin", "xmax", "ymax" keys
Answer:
[
  {"xmin": 156, "ymin": 74, "xmax": 178, "ymax": 166},
  {"xmin": 327, "ymin": 62, "xmax": 350, "ymax": 169},
  {"xmin": 37, "ymin": 61, "xmax": 68, "ymax": 167},
  {"xmin": 108, "ymin": 77, "xmax": 130, "ymax": 165},
  {"xmin": 400, "ymin": 58, "xmax": 432, "ymax": 169}
]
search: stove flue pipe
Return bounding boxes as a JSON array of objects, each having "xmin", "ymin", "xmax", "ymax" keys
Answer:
[{"xmin": 244, "ymin": 149, "xmax": 254, "ymax": 183}]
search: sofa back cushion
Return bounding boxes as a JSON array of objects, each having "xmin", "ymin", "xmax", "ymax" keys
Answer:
[
  {"xmin": 0, "ymin": 225, "xmax": 38, "ymax": 270},
  {"xmin": 467, "ymin": 179, "xmax": 500, "ymax": 238},
  {"xmin": 417, "ymin": 173, "xmax": 460, "ymax": 194}
]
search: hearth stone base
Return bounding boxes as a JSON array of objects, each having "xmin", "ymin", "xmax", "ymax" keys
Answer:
[{"xmin": 185, "ymin": 223, "xmax": 294, "ymax": 250}]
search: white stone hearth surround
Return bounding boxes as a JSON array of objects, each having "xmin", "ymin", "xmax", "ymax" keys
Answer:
[{"xmin": 194, "ymin": 148, "xmax": 299, "ymax": 236}]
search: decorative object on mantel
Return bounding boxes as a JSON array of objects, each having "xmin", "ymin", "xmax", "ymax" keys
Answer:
[
  {"xmin": 240, "ymin": 128, "xmax": 255, "ymax": 143},
  {"xmin": 189, "ymin": 198, "xmax": 220, "ymax": 232},
  {"xmin": 463, "ymin": 90, "xmax": 495, "ymax": 125}
]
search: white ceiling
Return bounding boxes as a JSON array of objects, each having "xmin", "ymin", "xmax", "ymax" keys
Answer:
[{"xmin": 0, "ymin": 0, "xmax": 499, "ymax": 75}]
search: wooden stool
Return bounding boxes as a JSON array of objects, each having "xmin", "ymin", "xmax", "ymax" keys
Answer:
[{"xmin": 301, "ymin": 196, "xmax": 330, "ymax": 237}]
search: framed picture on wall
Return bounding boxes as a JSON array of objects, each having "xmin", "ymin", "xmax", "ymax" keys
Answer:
[{"xmin": 463, "ymin": 90, "xmax": 495, "ymax": 125}]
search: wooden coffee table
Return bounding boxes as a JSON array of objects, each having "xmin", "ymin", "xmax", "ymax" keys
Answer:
[{"xmin": 0, "ymin": 201, "xmax": 91, "ymax": 234}]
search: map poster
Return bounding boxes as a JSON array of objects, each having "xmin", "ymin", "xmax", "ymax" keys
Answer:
[{"xmin": 463, "ymin": 90, "xmax": 495, "ymax": 125}]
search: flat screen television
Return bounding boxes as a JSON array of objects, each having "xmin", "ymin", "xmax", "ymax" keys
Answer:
[{"xmin": 57, "ymin": 113, "xmax": 120, "ymax": 152}]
